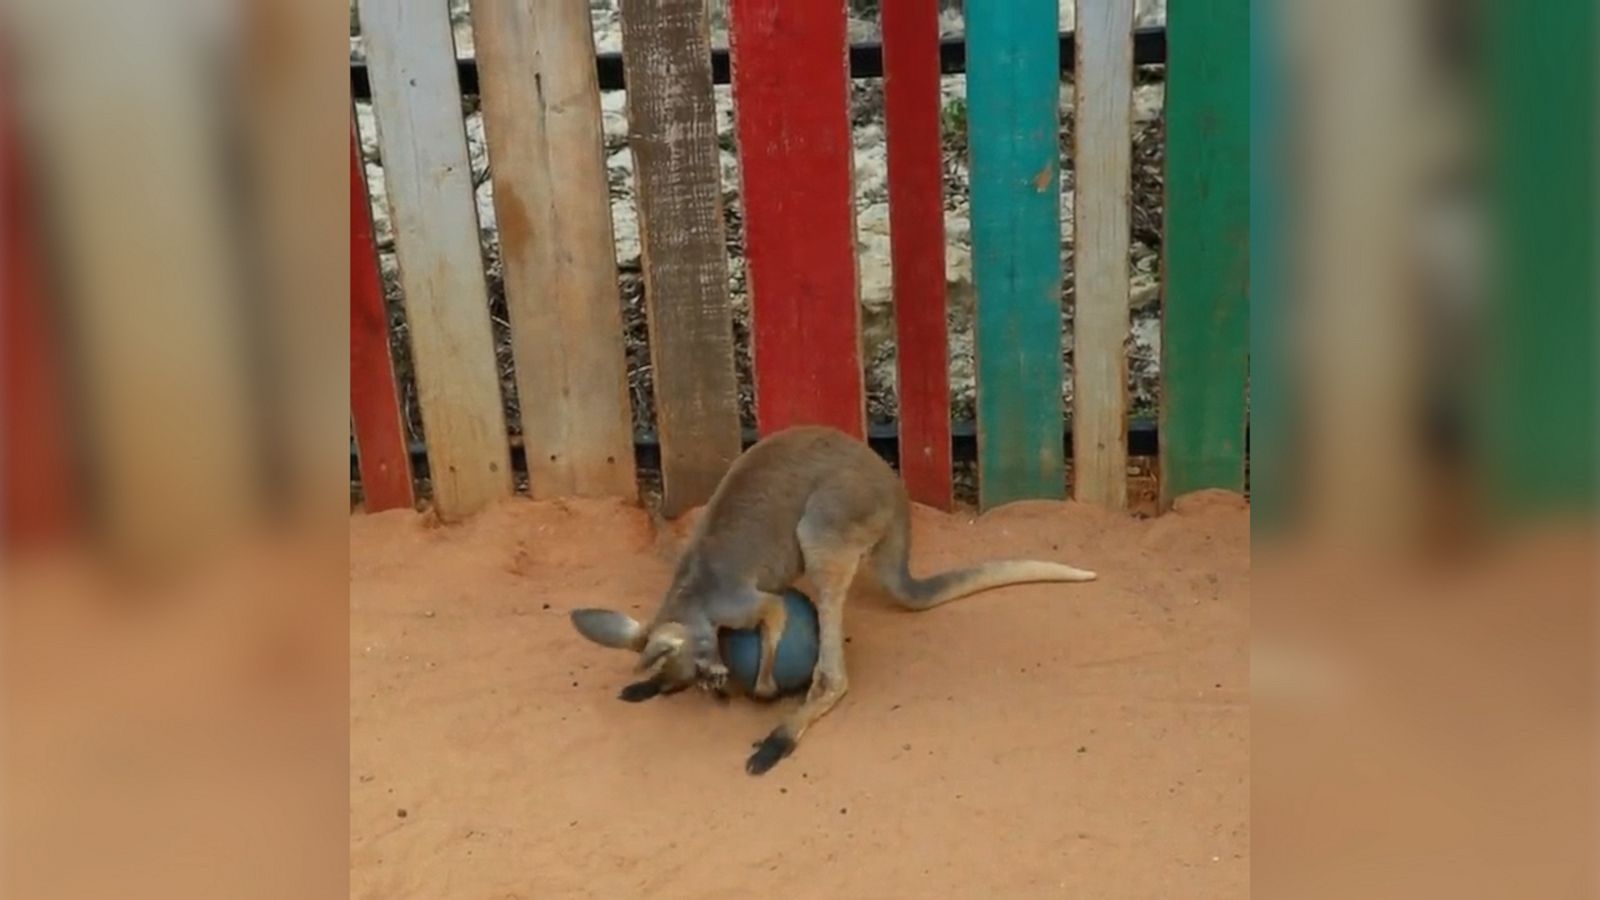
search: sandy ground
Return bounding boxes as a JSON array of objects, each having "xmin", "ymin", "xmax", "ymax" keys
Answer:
[{"xmin": 350, "ymin": 492, "xmax": 1249, "ymax": 899}]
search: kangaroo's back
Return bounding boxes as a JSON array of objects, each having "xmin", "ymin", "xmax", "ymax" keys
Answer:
[{"xmin": 683, "ymin": 427, "xmax": 901, "ymax": 582}]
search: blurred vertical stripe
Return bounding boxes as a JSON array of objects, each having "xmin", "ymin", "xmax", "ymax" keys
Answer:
[{"xmin": 1484, "ymin": 0, "xmax": 1597, "ymax": 518}]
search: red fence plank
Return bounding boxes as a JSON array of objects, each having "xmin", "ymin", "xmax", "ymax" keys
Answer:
[
  {"xmin": 348, "ymin": 119, "xmax": 414, "ymax": 512},
  {"xmin": 729, "ymin": 0, "xmax": 864, "ymax": 438},
  {"xmin": 881, "ymin": 0, "xmax": 952, "ymax": 508},
  {"xmin": 1, "ymin": 87, "xmax": 78, "ymax": 546}
]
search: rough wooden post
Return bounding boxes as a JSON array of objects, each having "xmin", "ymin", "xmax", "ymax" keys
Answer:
[{"xmin": 616, "ymin": 0, "xmax": 742, "ymax": 516}]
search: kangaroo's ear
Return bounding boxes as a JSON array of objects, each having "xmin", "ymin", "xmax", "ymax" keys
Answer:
[{"xmin": 570, "ymin": 609, "xmax": 646, "ymax": 651}]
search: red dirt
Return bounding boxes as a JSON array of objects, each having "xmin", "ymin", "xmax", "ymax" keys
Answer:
[{"xmin": 350, "ymin": 494, "xmax": 1248, "ymax": 899}]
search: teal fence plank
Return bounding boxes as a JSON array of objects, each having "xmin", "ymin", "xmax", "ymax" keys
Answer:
[
  {"xmin": 967, "ymin": 0, "xmax": 1065, "ymax": 509},
  {"xmin": 1161, "ymin": 0, "xmax": 1250, "ymax": 507}
]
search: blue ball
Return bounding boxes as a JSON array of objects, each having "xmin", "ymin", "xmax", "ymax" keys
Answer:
[{"xmin": 718, "ymin": 588, "xmax": 819, "ymax": 696}]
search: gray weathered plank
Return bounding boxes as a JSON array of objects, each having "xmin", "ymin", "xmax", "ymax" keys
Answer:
[
  {"xmin": 361, "ymin": 0, "xmax": 512, "ymax": 518},
  {"xmin": 617, "ymin": 0, "xmax": 742, "ymax": 516}
]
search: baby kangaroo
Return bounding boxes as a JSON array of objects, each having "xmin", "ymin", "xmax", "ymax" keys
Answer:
[{"xmin": 568, "ymin": 425, "xmax": 1096, "ymax": 775}]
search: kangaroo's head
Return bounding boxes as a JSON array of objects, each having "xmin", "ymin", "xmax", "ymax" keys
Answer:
[{"xmin": 568, "ymin": 608, "xmax": 721, "ymax": 699}]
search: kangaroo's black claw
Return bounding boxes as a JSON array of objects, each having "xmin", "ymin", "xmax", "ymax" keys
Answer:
[
  {"xmin": 618, "ymin": 680, "xmax": 662, "ymax": 702},
  {"xmin": 745, "ymin": 730, "xmax": 796, "ymax": 775}
]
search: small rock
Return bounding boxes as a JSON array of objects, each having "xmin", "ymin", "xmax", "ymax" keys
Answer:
[{"xmin": 396, "ymin": 808, "xmax": 408, "ymax": 819}]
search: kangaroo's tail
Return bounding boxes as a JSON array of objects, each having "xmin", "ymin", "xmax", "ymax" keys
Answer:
[
  {"xmin": 869, "ymin": 513, "xmax": 1095, "ymax": 611},
  {"xmin": 883, "ymin": 559, "xmax": 1096, "ymax": 610}
]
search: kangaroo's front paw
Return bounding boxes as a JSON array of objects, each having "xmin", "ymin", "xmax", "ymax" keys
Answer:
[{"xmin": 697, "ymin": 661, "xmax": 729, "ymax": 694}]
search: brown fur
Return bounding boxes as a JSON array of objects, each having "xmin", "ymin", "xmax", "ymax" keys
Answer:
[{"xmin": 569, "ymin": 425, "xmax": 1096, "ymax": 775}]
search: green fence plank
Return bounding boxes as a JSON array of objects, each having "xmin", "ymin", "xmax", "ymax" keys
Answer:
[
  {"xmin": 1485, "ymin": 0, "xmax": 1596, "ymax": 516},
  {"xmin": 967, "ymin": 0, "xmax": 1065, "ymax": 509},
  {"xmin": 1161, "ymin": 0, "xmax": 1249, "ymax": 507}
]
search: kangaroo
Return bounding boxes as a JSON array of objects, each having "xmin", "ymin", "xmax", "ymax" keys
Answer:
[{"xmin": 568, "ymin": 425, "xmax": 1096, "ymax": 775}]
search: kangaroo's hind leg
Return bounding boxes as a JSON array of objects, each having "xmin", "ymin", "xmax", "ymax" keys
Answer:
[{"xmin": 746, "ymin": 490, "xmax": 888, "ymax": 775}]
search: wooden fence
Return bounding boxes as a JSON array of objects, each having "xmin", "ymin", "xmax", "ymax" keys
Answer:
[{"xmin": 349, "ymin": 0, "xmax": 1249, "ymax": 521}]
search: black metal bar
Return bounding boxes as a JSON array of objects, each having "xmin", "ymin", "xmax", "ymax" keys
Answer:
[
  {"xmin": 351, "ymin": 418, "xmax": 1162, "ymax": 479},
  {"xmin": 350, "ymin": 26, "xmax": 1167, "ymax": 101}
]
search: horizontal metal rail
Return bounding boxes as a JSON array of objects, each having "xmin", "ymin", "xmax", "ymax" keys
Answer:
[
  {"xmin": 351, "ymin": 418, "xmax": 1166, "ymax": 480},
  {"xmin": 349, "ymin": 27, "xmax": 1168, "ymax": 100}
]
